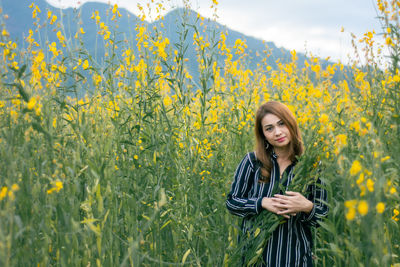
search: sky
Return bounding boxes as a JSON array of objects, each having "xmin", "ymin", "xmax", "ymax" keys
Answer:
[{"xmin": 46, "ymin": 0, "xmax": 384, "ymax": 64}]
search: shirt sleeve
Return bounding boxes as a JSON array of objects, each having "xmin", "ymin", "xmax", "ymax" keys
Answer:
[
  {"xmin": 226, "ymin": 153, "xmax": 263, "ymax": 218},
  {"xmin": 299, "ymin": 177, "xmax": 329, "ymax": 227}
]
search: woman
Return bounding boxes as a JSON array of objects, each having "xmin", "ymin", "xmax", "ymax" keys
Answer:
[{"xmin": 226, "ymin": 101, "xmax": 328, "ymax": 266}]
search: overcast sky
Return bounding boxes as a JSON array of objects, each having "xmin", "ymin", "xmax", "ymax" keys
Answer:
[{"xmin": 46, "ymin": 0, "xmax": 384, "ymax": 63}]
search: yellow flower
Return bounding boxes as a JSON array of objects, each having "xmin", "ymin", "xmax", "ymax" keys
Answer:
[
  {"xmin": 82, "ymin": 59, "xmax": 89, "ymax": 70},
  {"xmin": 47, "ymin": 181, "xmax": 63, "ymax": 195},
  {"xmin": 345, "ymin": 207, "xmax": 356, "ymax": 221},
  {"xmin": 134, "ymin": 155, "xmax": 139, "ymax": 160},
  {"xmin": 335, "ymin": 134, "xmax": 347, "ymax": 147},
  {"xmin": 163, "ymin": 95, "xmax": 172, "ymax": 106},
  {"xmin": 392, "ymin": 209, "xmax": 399, "ymax": 221},
  {"xmin": 390, "ymin": 187, "xmax": 397, "ymax": 194},
  {"xmin": 380, "ymin": 156, "xmax": 390, "ymax": 162},
  {"xmin": 366, "ymin": 179, "xmax": 374, "ymax": 192},
  {"xmin": 27, "ymin": 97, "xmax": 37, "ymax": 110},
  {"xmin": 360, "ymin": 185, "xmax": 366, "ymax": 196},
  {"xmin": 0, "ymin": 186, "xmax": 8, "ymax": 200},
  {"xmin": 357, "ymin": 200, "xmax": 368, "ymax": 216},
  {"xmin": 50, "ymin": 15, "xmax": 57, "ymax": 24},
  {"xmin": 376, "ymin": 202, "xmax": 385, "ymax": 214},
  {"xmin": 350, "ymin": 160, "xmax": 362, "ymax": 176},
  {"xmin": 319, "ymin": 113, "xmax": 329, "ymax": 124},
  {"xmin": 11, "ymin": 184, "xmax": 19, "ymax": 192},
  {"xmin": 356, "ymin": 173, "xmax": 364, "ymax": 185},
  {"xmin": 344, "ymin": 199, "xmax": 357, "ymax": 208}
]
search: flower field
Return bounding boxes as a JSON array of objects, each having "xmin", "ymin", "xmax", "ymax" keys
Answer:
[{"xmin": 0, "ymin": 0, "xmax": 399, "ymax": 266}]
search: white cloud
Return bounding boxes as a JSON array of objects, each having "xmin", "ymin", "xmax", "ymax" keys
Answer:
[{"xmin": 45, "ymin": 0, "xmax": 386, "ymax": 63}]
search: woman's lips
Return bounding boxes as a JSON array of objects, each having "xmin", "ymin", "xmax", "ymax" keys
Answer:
[{"xmin": 276, "ymin": 137, "xmax": 286, "ymax": 142}]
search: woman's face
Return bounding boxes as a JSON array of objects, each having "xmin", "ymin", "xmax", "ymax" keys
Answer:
[{"xmin": 261, "ymin": 113, "xmax": 291, "ymax": 149}]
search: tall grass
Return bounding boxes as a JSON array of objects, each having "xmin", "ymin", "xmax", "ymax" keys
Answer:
[{"xmin": 0, "ymin": 1, "xmax": 399, "ymax": 266}]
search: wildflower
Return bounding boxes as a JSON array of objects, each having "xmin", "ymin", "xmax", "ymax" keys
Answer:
[
  {"xmin": 390, "ymin": 187, "xmax": 397, "ymax": 194},
  {"xmin": 360, "ymin": 185, "xmax": 366, "ymax": 197},
  {"xmin": 163, "ymin": 95, "xmax": 172, "ymax": 106},
  {"xmin": 356, "ymin": 173, "xmax": 364, "ymax": 185},
  {"xmin": 134, "ymin": 155, "xmax": 138, "ymax": 160},
  {"xmin": 11, "ymin": 184, "xmax": 19, "ymax": 192},
  {"xmin": 0, "ymin": 186, "xmax": 7, "ymax": 201},
  {"xmin": 386, "ymin": 37, "xmax": 393, "ymax": 46},
  {"xmin": 82, "ymin": 59, "xmax": 89, "ymax": 70},
  {"xmin": 357, "ymin": 200, "xmax": 368, "ymax": 216},
  {"xmin": 376, "ymin": 202, "xmax": 385, "ymax": 214},
  {"xmin": 50, "ymin": 15, "xmax": 57, "ymax": 24},
  {"xmin": 381, "ymin": 156, "xmax": 390, "ymax": 162},
  {"xmin": 350, "ymin": 160, "xmax": 362, "ymax": 176},
  {"xmin": 366, "ymin": 179, "xmax": 374, "ymax": 192},
  {"xmin": 319, "ymin": 113, "xmax": 329, "ymax": 124},
  {"xmin": 345, "ymin": 208, "xmax": 356, "ymax": 220},
  {"xmin": 27, "ymin": 97, "xmax": 37, "ymax": 110},
  {"xmin": 335, "ymin": 134, "xmax": 347, "ymax": 147},
  {"xmin": 344, "ymin": 200, "xmax": 357, "ymax": 220},
  {"xmin": 1, "ymin": 28, "xmax": 9, "ymax": 37},
  {"xmin": 393, "ymin": 209, "xmax": 399, "ymax": 221},
  {"xmin": 47, "ymin": 181, "xmax": 63, "ymax": 194}
]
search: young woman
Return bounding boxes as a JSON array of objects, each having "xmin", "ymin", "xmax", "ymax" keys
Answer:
[{"xmin": 226, "ymin": 101, "xmax": 328, "ymax": 266}]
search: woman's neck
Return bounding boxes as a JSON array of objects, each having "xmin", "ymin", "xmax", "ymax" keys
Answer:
[{"xmin": 274, "ymin": 147, "xmax": 291, "ymax": 161}]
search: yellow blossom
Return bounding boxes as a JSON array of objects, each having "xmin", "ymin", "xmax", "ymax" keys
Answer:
[
  {"xmin": 350, "ymin": 160, "xmax": 362, "ymax": 176},
  {"xmin": 392, "ymin": 209, "xmax": 399, "ymax": 221},
  {"xmin": 27, "ymin": 97, "xmax": 37, "ymax": 110},
  {"xmin": 366, "ymin": 179, "xmax": 374, "ymax": 192},
  {"xmin": 390, "ymin": 187, "xmax": 397, "ymax": 194},
  {"xmin": 82, "ymin": 59, "xmax": 89, "ymax": 70},
  {"xmin": 357, "ymin": 200, "xmax": 368, "ymax": 216},
  {"xmin": 11, "ymin": 184, "xmax": 19, "ymax": 191},
  {"xmin": 47, "ymin": 181, "xmax": 63, "ymax": 194},
  {"xmin": 0, "ymin": 186, "xmax": 8, "ymax": 200},
  {"xmin": 376, "ymin": 202, "xmax": 385, "ymax": 214},
  {"xmin": 360, "ymin": 185, "xmax": 366, "ymax": 197},
  {"xmin": 163, "ymin": 95, "xmax": 172, "ymax": 106},
  {"xmin": 335, "ymin": 134, "xmax": 347, "ymax": 147},
  {"xmin": 319, "ymin": 113, "xmax": 329, "ymax": 124},
  {"xmin": 356, "ymin": 173, "xmax": 364, "ymax": 185}
]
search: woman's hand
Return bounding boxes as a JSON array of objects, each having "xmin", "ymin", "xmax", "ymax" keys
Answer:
[
  {"xmin": 261, "ymin": 197, "xmax": 291, "ymax": 219},
  {"xmin": 271, "ymin": 191, "xmax": 313, "ymax": 216}
]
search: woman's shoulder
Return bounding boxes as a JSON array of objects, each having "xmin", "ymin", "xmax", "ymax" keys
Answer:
[{"xmin": 241, "ymin": 151, "xmax": 259, "ymax": 171}]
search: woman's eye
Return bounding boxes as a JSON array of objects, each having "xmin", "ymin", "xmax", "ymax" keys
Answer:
[
  {"xmin": 265, "ymin": 127, "xmax": 273, "ymax": 132},
  {"xmin": 278, "ymin": 121, "xmax": 285, "ymax": 126}
]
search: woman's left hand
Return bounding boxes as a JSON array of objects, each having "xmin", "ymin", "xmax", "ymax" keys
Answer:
[{"xmin": 271, "ymin": 191, "xmax": 313, "ymax": 216}]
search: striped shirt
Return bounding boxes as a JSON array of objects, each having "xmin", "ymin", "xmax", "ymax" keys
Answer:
[{"xmin": 226, "ymin": 152, "xmax": 328, "ymax": 267}]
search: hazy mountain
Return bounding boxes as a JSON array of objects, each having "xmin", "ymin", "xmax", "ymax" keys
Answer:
[{"xmin": 2, "ymin": 0, "xmax": 337, "ymax": 84}]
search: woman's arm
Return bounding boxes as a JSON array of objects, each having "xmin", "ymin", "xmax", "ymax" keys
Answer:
[
  {"xmin": 298, "ymin": 178, "xmax": 329, "ymax": 227},
  {"xmin": 226, "ymin": 153, "xmax": 263, "ymax": 218}
]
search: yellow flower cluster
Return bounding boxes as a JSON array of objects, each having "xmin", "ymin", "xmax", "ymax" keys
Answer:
[
  {"xmin": 0, "ymin": 184, "xmax": 20, "ymax": 201},
  {"xmin": 47, "ymin": 181, "xmax": 63, "ymax": 195}
]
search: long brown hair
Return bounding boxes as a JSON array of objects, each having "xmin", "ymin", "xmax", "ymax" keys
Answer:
[{"xmin": 255, "ymin": 101, "xmax": 304, "ymax": 182}]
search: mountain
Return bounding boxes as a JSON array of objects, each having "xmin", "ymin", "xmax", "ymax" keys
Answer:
[{"xmin": 1, "ymin": 0, "xmax": 330, "ymax": 84}]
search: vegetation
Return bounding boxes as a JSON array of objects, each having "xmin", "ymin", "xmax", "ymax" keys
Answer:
[{"xmin": 0, "ymin": 0, "xmax": 399, "ymax": 266}]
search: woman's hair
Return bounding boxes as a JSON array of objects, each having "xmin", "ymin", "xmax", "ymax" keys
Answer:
[{"xmin": 255, "ymin": 101, "xmax": 304, "ymax": 182}]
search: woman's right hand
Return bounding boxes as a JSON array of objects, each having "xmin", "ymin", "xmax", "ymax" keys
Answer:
[{"xmin": 261, "ymin": 197, "xmax": 291, "ymax": 219}]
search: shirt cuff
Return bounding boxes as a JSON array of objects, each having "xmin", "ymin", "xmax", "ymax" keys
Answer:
[
  {"xmin": 301, "ymin": 204, "xmax": 316, "ymax": 222},
  {"xmin": 256, "ymin": 197, "xmax": 263, "ymax": 214}
]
